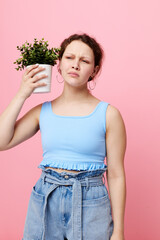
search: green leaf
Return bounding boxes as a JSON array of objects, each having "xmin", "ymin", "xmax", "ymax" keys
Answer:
[{"xmin": 14, "ymin": 38, "xmax": 60, "ymax": 70}]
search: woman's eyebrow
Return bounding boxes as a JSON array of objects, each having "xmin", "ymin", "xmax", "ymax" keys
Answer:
[{"xmin": 65, "ymin": 52, "xmax": 91, "ymax": 60}]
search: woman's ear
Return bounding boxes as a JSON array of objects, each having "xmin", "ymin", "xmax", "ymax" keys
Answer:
[
  {"xmin": 57, "ymin": 62, "xmax": 61, "ymax": 74},
  {"xmin": 91, "ymin": 65, "xmax": 99, "ymax": 78}
]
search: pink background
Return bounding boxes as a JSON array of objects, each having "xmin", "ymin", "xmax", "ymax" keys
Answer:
[{"xmin": 0, "ymin": 0, "xmax": 160, "ymax": 239}]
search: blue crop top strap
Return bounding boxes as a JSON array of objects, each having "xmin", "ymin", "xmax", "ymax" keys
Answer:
[{"xmin": 38, "ymin": 101, "xmax": 110, "ymax": 171}]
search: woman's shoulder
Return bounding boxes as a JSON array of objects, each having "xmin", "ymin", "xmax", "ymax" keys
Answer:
[
  {"xmin": 33, "ymin": 100, "xmax": 51, "ymax": 112},
  {"xmin": 28, "ymin": 102, "xmax": 45, "ymax": 122},
  {"xmin": 105, "ymin": 103, "xmax": 125, "ymax": 131},
  {"xmin": 107, "ymin": 104, "xmax": 121, "ymax": 118}
]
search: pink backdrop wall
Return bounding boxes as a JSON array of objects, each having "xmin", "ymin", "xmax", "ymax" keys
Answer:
[{"xmin": 0, "ymin": 0, "xmax": 160, "ymax": 239}]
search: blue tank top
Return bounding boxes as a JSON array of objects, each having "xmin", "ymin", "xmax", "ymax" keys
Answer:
[{"xmin": 38, "ymin": 101, "xmax": 110, "ymax": 171}]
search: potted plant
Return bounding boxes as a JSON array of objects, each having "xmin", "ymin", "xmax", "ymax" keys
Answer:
[{"xmin": 13, "ymin": 38, "xmax": 60, "ymax": 93}]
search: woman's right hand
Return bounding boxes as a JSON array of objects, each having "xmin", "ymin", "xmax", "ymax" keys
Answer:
[
  {"xmin": 18, "ymin": 64, "xmax": 48, "ymax": 99},
  {"xmin": 0, "ymin": 64, "xmax": 48, "ymax": 150}
]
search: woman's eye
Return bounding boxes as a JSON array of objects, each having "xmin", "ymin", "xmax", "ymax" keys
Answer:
[
  {"xmin": 82, "ymin": 60, "xmax": 89, "ymax": 63},
  {"xmin": 66, "ymin": 56, "xmax": 72, "ymax": 59}
]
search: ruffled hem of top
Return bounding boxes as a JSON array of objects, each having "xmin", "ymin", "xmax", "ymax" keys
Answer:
[{"xmin": 38, "ymin": 159, "xmax": 107, "ymax": 171}]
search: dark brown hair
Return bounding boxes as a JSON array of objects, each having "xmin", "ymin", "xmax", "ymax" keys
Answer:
[{"xmin": 58, "ymin": 33, "xmax": 104, "ymax": 81}]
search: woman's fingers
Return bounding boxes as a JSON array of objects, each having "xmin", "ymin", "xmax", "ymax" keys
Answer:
[
  {"xmin": 19, "ymin": 65, "xmax": 48, "ymax": 99},
  {"xmin": 32, "ymin": 73, "xmax": 48, "ymax": 83},
  {"xmin": 27, "ymin": 66, "xmax": 46, "ymax": 79},
  {"xmin": 32, "ymin": 80, "xmax": 47, "ymax": 88},
  {"xmin": 23, "ymin": 64, "xmax": 39, "ymax": 77},
  {"xmin": 23, "ymin": 64, "xmax": 47, "ymax": 81}
]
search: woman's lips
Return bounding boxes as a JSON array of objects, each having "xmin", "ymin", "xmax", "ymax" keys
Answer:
[{"xmin": 68, "ymin": 72, "xmax": 79, "ymax": 77}]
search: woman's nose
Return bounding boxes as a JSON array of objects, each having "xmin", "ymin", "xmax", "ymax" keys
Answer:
[{"xmin": 72, "ymin": 60, "xmax": 80, "ymax": 70}]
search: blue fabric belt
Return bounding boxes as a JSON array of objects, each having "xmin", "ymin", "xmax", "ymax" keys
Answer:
[{"xmin": 40, "ymin": 170, "xmax": 106, "ymax": 240}]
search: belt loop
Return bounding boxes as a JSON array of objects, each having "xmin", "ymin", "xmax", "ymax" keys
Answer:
[
  {"xmin": 102, "ymin": 174, "xmax": 105, "ymax": 184},
  {"xmin": 42, "ymin": 174, "xmax": 45, "ymax": 185},
  {"xmin": 85, "ymin": 177, "xmax": 89, "ymax": 191}
]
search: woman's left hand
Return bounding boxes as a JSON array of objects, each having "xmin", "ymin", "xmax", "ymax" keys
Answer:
[{"xmin": 110, "ymin": 232, "xmax": 125, "ymax": 240}]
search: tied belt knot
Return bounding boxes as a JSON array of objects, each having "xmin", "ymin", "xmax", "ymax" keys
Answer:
[{"xmin": 40, "ymin": 170, "xmax": 106, "ymax": 240}]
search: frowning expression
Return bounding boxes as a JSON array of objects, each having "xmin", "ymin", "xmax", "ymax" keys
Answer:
[{"xmin": 59, "ymin": 40, "xmax": 97, "ymax": 87}]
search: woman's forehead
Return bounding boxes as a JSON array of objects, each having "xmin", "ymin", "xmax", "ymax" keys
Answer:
[{"xmin": 64, "ymin": 40, "xmax": 94, "ymax": 58}]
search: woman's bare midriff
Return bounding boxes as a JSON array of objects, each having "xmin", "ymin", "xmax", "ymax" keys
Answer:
[{"xmin": 45, "ymin": 167, "xmax": 82, "ymax": 173}]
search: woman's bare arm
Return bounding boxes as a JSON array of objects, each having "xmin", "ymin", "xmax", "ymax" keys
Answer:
[
  {"xmin": 106, "ymin": 105, "xmax": 127, "ymax": 239},
  {"xmin": 0, "ymin": 102, "xmax": 42, "ymax": 150},
  {"xmin": 0, "ymin": 64, "xmax": 47, "ymax": 150}
]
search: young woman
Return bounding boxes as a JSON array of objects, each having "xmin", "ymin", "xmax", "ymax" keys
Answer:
[{"xmin": 0, "ymin": 33, "xmax": 127, "ymax": 240}]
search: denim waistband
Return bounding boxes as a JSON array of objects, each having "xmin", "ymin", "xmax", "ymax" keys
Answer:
[{"xmin": 40, "ymin": 166, "xmax": 107, "ymax": 240}]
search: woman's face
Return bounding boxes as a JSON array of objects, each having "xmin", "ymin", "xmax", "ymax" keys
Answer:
[{"xmin": 59, "ymin": 40, "xmax": 98, "ymax": 87}]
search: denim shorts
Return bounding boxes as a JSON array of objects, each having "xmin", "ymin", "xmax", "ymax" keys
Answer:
[{"xmin": 22, "ymin": 167, "xmax": 114, "ymax": 240}]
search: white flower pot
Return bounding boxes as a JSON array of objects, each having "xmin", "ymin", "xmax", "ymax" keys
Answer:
[{"xmin": 26, "ymin": 64, "xmax": 53, "ymax": 93}]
